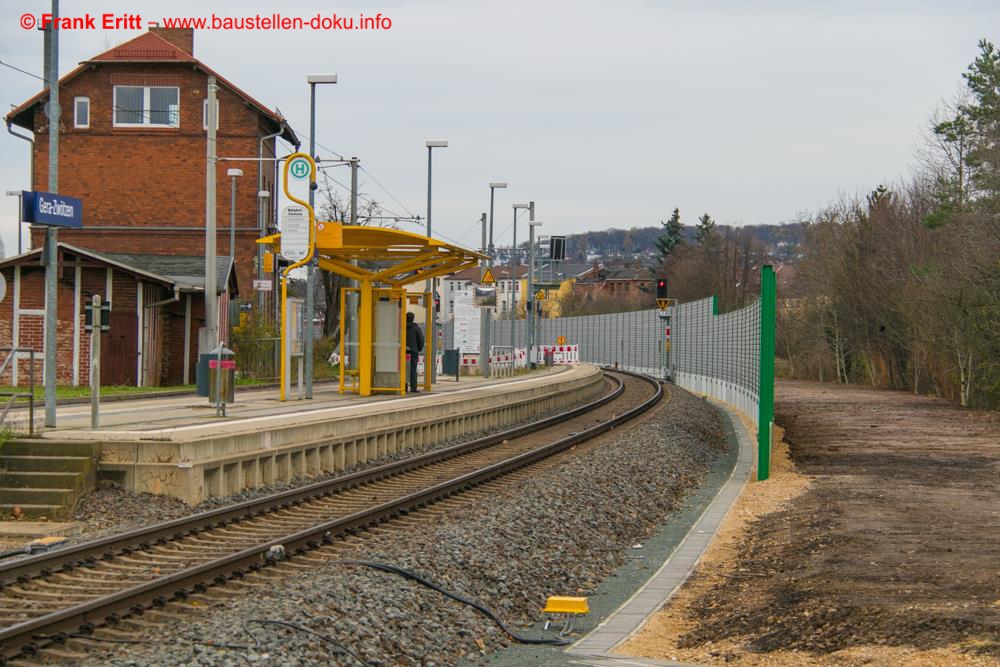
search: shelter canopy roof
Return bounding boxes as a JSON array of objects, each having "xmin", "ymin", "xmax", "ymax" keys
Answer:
[{"xmin": 257, "ymin": 223, "xmax": 487, "ymax": 287}]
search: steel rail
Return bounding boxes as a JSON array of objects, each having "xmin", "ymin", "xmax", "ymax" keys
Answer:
[
  {"xmin": 0, "ymin": 370, "xmax": 661, "ymax": 662},
  {"xmin": 0, "ymin": 375, "xmax": 624, "ymax": 586}
]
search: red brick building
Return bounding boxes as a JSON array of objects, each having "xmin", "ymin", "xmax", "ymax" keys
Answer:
[
  {"xmin": 1, "ymin": 27, "xmax": 297, "ymax": 386},
  {"xmin": 0, "ymin": 244, "xmax": 236, "ymax": 387}
]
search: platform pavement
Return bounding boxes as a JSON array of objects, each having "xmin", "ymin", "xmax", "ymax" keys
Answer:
[{"xmin": 29, "ymin": 367, "xmax": 566, "ymax": 435}]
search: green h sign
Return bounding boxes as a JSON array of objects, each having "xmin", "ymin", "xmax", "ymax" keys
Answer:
[{"xmin": 289, "ymin": 157, "xmax": 311, "ymax": 180}]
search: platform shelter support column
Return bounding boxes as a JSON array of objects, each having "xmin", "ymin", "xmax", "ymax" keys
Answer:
[{"xmin": 359, "ymin": 280, "xmax": 374, "ymax": 397}]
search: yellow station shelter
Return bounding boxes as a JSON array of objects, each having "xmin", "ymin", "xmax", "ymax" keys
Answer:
[{"xmin": 257, "ymin": 153, "xmax": 486, "ymax": 398}]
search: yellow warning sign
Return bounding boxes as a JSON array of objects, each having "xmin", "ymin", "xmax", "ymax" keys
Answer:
[
  {"xmin": 557, "ymin": 335, "xmax": 566, "ymax": 345},
  {"xmin": 657, "ymin": 298, "xmax": 669, "ymax": 310},
  {"xmin": 536, "ymin": 290, "xmax": 545, "ymax": 300},
  {"xmin": 481, "ymin": 267, "xmax": 496, "ymax": 285}
]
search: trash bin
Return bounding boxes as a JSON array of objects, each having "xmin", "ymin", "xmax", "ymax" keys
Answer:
[
  {"xmin": 196, "ymin": 354, "xmax": 212, "ymax": 396},
  {"xmin": 442, "ymin": 349, "xmax": 460, "ymax": 376},
  {"xmin": 208, "ymin": 345, "xmax": 236, "ymax": 407},
  {"xmin": 544, "ymin": 349, "xmax": 555, "ymax": 367}
]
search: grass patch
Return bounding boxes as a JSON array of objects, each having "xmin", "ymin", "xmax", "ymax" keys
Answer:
[{"xmin": 0, "ymin": 384, "xmax": 196, "ymax": 400}]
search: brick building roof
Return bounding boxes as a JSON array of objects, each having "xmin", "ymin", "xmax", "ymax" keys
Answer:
[
  {"xmin": 0, "ymin": 243, "xmax": 236, "ymax": 295},
  {"xmin": 5, "ymin": 29, "xmax": 297, "ymax": 145}
]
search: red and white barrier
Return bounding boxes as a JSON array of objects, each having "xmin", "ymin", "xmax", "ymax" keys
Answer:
[
  {"xmin": 539, "ymin": 344, "xmax": 580, "ymax": 365},
  {"xmin": 415, "ymin": 354, "xmax": 443, "ymax": 375}
]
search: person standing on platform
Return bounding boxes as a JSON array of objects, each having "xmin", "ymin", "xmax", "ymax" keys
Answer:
[{"xmin": 406, "ymin": 311, "xmax": 424, "ymax": 393}]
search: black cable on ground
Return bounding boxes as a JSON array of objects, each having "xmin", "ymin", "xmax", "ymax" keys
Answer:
[
  {"xmin": 244, "ymin": 619, "xmax": 364, "ymax": 664},
  {"xmin": 332, "ymin": 560, "xmax": 571, "ymax": 646}
]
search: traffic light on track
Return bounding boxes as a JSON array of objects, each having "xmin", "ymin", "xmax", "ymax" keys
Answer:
[{"xmin": 656, "ymin": 277, "xmax": 668, "ymax": 300}]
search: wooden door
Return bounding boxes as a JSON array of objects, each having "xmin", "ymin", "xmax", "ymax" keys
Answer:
[{"xmin": 101, "ymin": 312, "xmax": 138, "ymax": 386}]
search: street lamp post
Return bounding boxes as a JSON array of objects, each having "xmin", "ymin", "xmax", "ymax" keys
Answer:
[
  {"xmin": 487, "ymin": 182, "xmax": 506, "ymax": 265},
  {"xmin": 484, "ymin": 182, "xmax": 506, "ymax": 379},
  {"xmin": 425, "ymin": 140, "xmax": 447, "ymax": 383},
  {"xmin": 511, "ymin": 203, "xmax": 531, "ymax": 348},
  {"xmin": 528, "ymin": 214, "xmax": 541, "ymax": 368},
  {"xmin": 5, "ymin": 192, "xmax": 22, "ymax": 254},
  {"xmin": 304, "ymin": 73, "xmax": 337, "ymax": 400}
]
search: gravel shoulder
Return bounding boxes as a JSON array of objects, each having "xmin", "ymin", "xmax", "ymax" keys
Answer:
[
  {"xmin": 77, "ymin": 382, "xmax": 730, "ymax": 666},
  {"xmin": 621, "ymin": 379, "xmax": 1000, "ymax": 666}
]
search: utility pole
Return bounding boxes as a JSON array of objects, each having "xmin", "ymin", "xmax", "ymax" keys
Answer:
[
  {"xmin": 478, "ymin": 213, "xmax": 490, "ymax": 376},
  {"xmin": 304, "ymin": 84, "xmax": 317, "ymax": 400},
  {"xmin": 42, "ymin": 0, "xmax": 60, "ymax": 427},
  {"xmin": 343, "ymin": 156, "xmax": 359, "ymax": 343},
  {"xmin": 204, "ymin": 76, "xmax": 219, "ymax": 360},
  {"xmin": 349, "ymin": 158, "xmax": 359, "ymax": 226},
  {"xmin": 425, "ymin": 141, "xmax": 447, "ymax": 383},
  {"xmin": 527, "ymin": 202, "xmax": 537, "ymax": 368}
]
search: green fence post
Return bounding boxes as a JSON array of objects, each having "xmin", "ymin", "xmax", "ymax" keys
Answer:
[{"xmin": 757, "ymin": 264, "xmax": 776, "ymax": 481}]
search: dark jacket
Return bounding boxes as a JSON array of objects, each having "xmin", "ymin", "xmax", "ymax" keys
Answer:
[{"xmin": 406, "ymin": 321, "xmax": 424, "ymax": 353}]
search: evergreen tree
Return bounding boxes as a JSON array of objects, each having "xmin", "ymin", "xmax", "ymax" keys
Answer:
[
  {"xmin": 961, "ymin": 39, "xmax": 1000, "ymax": 207},
  {"xmin": 655, "ymin": 208, "xmax": 684, "ymax": 259},
  {"xmin": 695, "ymin": 213, "xmax": 717, "ymax": 246}
]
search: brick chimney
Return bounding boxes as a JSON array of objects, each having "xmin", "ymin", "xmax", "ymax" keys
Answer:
[{"xmin": 149, "ymin": 27, "xmax": 194, "ymax": 55}]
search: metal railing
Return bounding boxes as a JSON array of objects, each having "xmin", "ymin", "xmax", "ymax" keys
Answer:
[{"xmin": 0, "ymin": 348, "xmax": 37, "ymax": 436}]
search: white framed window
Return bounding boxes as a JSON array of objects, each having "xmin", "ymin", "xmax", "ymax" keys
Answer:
[
  {"xmin": 74, "ymin": 96, "xmax": 90, "ymax": 128},
  {"xmin": 202, "ymin": 98, "xmax": 220, "ymax": 130},
  {"xmin": 113, "ymin": 85, "xmax": 179, "ymax": 127}
]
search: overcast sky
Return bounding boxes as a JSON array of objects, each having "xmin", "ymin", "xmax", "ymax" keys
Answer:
[{"xmin": 1, "ymin": 0, "xmax": 997, "ymax": 256}]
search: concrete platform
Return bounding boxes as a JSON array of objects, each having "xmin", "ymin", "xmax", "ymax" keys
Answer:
[{"xmin": 17, "ymin": 365, "xmax": 604, "ymax": 505}]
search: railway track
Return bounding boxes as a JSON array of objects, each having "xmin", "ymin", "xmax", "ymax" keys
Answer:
[{"xmin": 0, "ymin": 369, "xmax": 661, "ymax": 663}]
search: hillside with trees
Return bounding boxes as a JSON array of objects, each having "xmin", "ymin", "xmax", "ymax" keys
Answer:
[
  {"xmin": 561, "ymin": 220, "xmax": 804, "ymax": 263},
  {"xmin": 776, "ymin": 39, "xmax": 1000, "ymax": 409}
]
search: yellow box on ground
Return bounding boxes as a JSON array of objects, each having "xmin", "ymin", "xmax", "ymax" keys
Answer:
[{"xmin": 543, "ymin": 596, "xmax": 589, "ymax": 614}]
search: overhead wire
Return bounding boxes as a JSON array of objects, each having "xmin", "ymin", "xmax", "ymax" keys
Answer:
[{"xmin": 0, "ymin": 59, "xmax": 44, "ymax": 81}]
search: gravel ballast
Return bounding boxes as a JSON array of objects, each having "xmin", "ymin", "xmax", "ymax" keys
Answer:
[
  {"xmin": 67, "ymin": 382, "xmax": 611, "ymax": 545},
  {"xmin": 80, "ymin": 383, "xmax": 728, "ymax": 666}
]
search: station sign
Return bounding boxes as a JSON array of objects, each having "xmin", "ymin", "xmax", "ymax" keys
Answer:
[
  {"xmin": 280, "ymin": 205, "xmax": 310, "ymax": 262},
  {"xmin": 21, "ymin": 190, "xmax": 83, "ymax": 228},
  {"xmin": 253, "ymin": 279, "xmax": 273, "ymax": 292},
  {"xmin": 288, "ymin": 156, "xmax": 312, "ymax": 180}
]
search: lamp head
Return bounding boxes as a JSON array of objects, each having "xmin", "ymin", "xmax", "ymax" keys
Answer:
[
  {"xmin": 306, "ymin": 74, "xmax": 338, "ymax": 84},
  {"xmin": 227, "ymin": 169, "xmax": 244, "ymax": 178},
  {"xmin": 425, "ymin": 140, "xmax": 448, "ymax": 148},
  {"xmin": 489, "ymin": 182, "xmax": 508, "ymax": 189}
]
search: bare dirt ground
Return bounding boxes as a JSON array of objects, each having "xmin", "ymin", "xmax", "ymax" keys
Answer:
[{"xmin": 620, "ymin": 380, "xmax": 1000, "ymax": 666}]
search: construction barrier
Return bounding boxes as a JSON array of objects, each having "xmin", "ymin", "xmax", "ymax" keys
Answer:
[
  {"xmin": 415, "ymin": 354, "xmax": 443, "ymax": 376},
  {"xmin": 539, "ymin": 344, "xmax": 580, "ymax": 365}
]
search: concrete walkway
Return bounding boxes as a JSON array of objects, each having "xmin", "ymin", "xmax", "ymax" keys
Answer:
[
  {"xmin": 566, "ymin": 400, "xmax": 755, "ymax": 665},
  {"xmin": 22, "ymin": 368, "xmax": 567, "ymax": 434}
]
